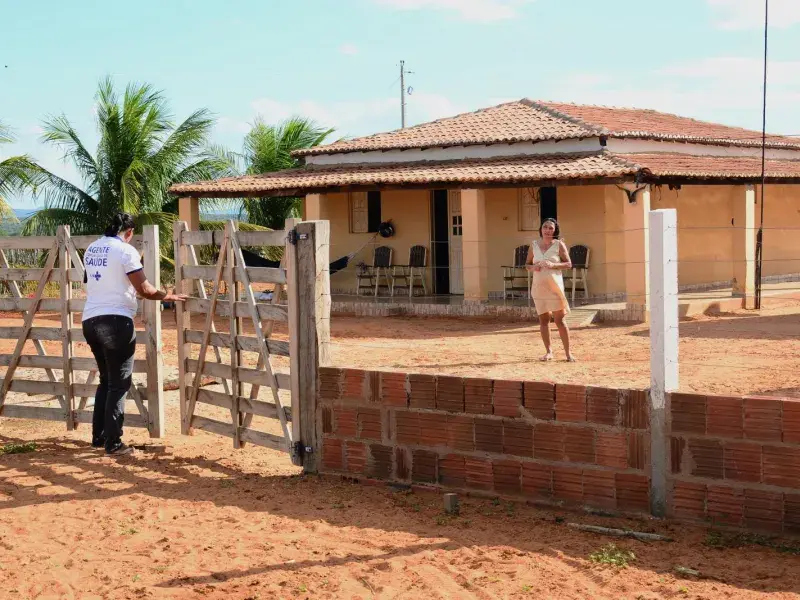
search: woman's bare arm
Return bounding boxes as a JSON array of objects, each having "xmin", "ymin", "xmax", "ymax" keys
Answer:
[{"xmin": 127, "ymin": 270, "xmax": 188, "ymax": 302}]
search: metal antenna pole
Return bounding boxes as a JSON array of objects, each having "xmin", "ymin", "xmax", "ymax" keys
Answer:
[{"xmin": 755, "ymin": 0, "xmax": 769, "ymax": 310}]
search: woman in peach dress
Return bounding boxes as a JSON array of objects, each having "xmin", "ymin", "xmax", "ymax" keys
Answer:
[{"xmin": 526, "ymin": 218, "xmax": 575, "ymax": 362}]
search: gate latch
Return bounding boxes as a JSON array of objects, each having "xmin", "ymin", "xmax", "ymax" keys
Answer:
[
  {"xmin": 293, "ymin": 441, "xmax": 314, "ymax": 458},
  {"xmin": 287, "ymin": 230, "xmax": 309, "ymax": 245}
]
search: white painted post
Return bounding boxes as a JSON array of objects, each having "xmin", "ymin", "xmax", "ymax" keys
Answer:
[{"xmin": 649, "ymin": 209, "xmax": 679, "ymax": 518}]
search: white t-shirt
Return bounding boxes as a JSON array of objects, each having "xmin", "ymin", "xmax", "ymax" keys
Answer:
[{"xmin": 82, "ymin": 236, "xmax": 143, "ymax": 321}]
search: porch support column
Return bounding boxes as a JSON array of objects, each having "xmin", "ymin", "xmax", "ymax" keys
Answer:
[
  {"xmin": 461, "ymin": 188, "xmax": 489, "ymax": 301},
  {"xmin": 623, "ymin": 185, "xmax": 651, "ymax": 321},
  {"xmin": 732, "ymin": 185, "xmax": 756, "ymax": 309},
  {"xmin": 303, "ymin": 193, "xmax": 325, "ymax": 221},
  {"xmin": 179, "ymin": 196, "xmax": 200, "ymax": 231}
]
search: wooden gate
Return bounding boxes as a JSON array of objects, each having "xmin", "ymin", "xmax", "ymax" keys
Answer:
[
  {"xmin": 173, "ymin": 219, "xmax": 329, "ymax": 470},
  {"xmin": 0, "ymin": 225, "xmax": 164, "ymax": 436}
]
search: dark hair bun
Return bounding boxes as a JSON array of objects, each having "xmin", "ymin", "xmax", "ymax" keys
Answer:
[{"xmin": 104, "ymin": 213, "xmax": 136, "ymax": 237}]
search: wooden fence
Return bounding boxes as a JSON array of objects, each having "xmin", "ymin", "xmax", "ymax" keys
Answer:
[{"xmin": 0, "ymin": 225, "xmax": 164, "ymax": 437}]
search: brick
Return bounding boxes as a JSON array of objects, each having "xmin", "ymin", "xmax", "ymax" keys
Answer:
[
  {"xmin": 502, "ymin": 421, "xmax": 534, "ymax": 457},
  {"xmin": 411, "ymin": 449, "xmax": 437, "ymax": 483},
  {"xmin": 409, "ymin": 374, "xmax": 436, "ymax": 409},
  {"xmin": 723, "ymin": 441, "xmax": 762, "ymax": 483},
  {"xmin": 475, "ymin": 418, "xmax": 503, "ymax": 454},
  {"xmin": 744, "ymin": 396, "xmax": 782, "ymax": 442},
  {"xmin": 464, "ymin": 378, "xmax": 493, "ymax": 415},
  {"xmin": 552, "ymin": 466, "xmax": 583, "ymax": 503},
  {"xmin": 335, "ymin": 407, "xmax": 358, "ymax": 437},
  {"xmin": 368, "ymin": 444, "xmax": 393, "ymax": 479},
  {"xmin": 345, "ymin": 441, "xmax": 367, "ymax": 474},
  {"xmin": 628, "ymin": 431, "xmax": 649, "ymax": 471},
  {"xmin": 671, "ymin": 437, "xmax": 687, "ymax": 474},
  {"xmin": 688, "ymin": 438, "xmax": 724, "ymax": 480},
  {"xmin": 763, "ymin": 445, "xmax": 800, "ymax": 488},
  {"xmin": 358, "ymin": 408, "xmax": 382, "ymax": 440},
  {"xmin": 555, "ymin": 384, "xmax": 586, "ymax": 422},
  {"xmin": 524, "ymin": 381, "xmax": 555, "ymax": 420},
  {"xmin": 707, "ymin": 485, "xmax": 744, "ymax": 527},
  {"xmin": 438, "ymin": 454, "xmax": 466, "ymax": 488},
  {"xmin": 784, "ymin": 493, "xmax": 800, "ymax": 535},
  {"xmin": 744, "ymin": 489, "xmax": 783, "ymax": 534},
  {"xmin": 395, "ymin": 447, "xmax": 410, "ymax": 480},
  {"xmin": 595, "ymin": 431, "xmax": 628, "ymax": 469},
  {"xmin": 782, "ymin": 399, "xmax": 800, "ymax": 444},
  {"xmin": 493, "ymin": 380, "xmax": 523, "ymax": 418},
  {"xmin": 342, "ymin": 369, "xmax": 369, "ymax": 402},
  {"xmin": 670, "ymin": 393, "xmax": 706, "ymax": 435},
  {"xmin": 319, "ymin": 367, "xmax": 343, "ymax": 400},
  {"xmin": 521, "ymin": 463, "xmax": 553, "ymax": 498},
  {"xmin": 436, "ymin": 376, "xmax": 464, "ymax": 412},
  {"xmin": 419, "ymin": 412, "xmax": 448, "ymax": 447},
  {"xmin": 564, "ymin": 426, "xmax": 595, "ymax": 464},
  {"xmin": 583, "ymin": 469, "xmax": 616, "ymax": 509},
  {"xmin": 380, "ymin": 372, "xmax": 408, "ymax": 407},
  {"xmin": 534, "ymin": 423, "xmax": 564, "ymax": 461},
  {"xmin": 707, "ymin": 395, "xmax": 743, "ymax": 439},
  {"xmin": 321, "ymin": 405, "xmax": 333, "ymax": 434},
  {"xmin": 446, "ymin": 415, "xmax": 474, "ymax": 451},
  {"xmin": 615, "ymin": 473, "xmax": 649, "ymax": 512},
  {"xmin": 621, "ymin": 389, "xmax": 648, "ymax": 429},
  {"xmin": 322, "ymin": 438, "xmax": 344, "ymax": 471},
  {"xmin": 493, "ymin": 459, "xmax": 522, "ymax": 495},
  {"xmin": 395, "ymin": 411, "xmax": 420, "ymax": 445},
  {"xmin": 671, "ymin": 480, "xmax": 706, "ymax": 520},
  {"xmin": 465, "ymin": 457, "xmax": 493, "ymax": 491},
  {"xmin": 586, "ymin": 387, "xmax": 619, "ymax": 426}
]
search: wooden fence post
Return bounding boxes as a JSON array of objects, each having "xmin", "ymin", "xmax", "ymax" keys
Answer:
[
  {"xmin": 173, "ymin": 221, "xmax": 191, "ymax": 435},
  {"xmin": 649, "ymin": 208, "xmax": 679, "ymax": 518},
  {"xmin": 143, "ymin": 225, "xmax": 165, "ymax": 438},
  {"xmin": 289, "ymin": 220, "xmax": 331, "ymax": 473},
  {"xmin": 58, "ymin": 225, "xmax": 75, "ymax": 431}
]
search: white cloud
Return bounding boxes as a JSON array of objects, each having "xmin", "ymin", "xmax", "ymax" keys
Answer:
[
  {"xmin": 215, "ymin": 116, "xmax": 250, "ymax": 135},
  {"xmin": 708, "ymin": 0, "xmax": 800, "ymax": 30},
  {"xmin": 370, "ymin": 0, "xmax": 533, "ymax": 22},
  {"xmin": 339, "ymin": 43, "xmax": 360, "ymax": 56}
]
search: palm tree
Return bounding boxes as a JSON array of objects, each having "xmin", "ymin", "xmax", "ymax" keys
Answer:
[
  {"xmin": 0, "ymin": 122, "xmax": 32, "ymax": 224},
  {"xmin": 211, "ymin": 117, "xmax": 334, "ymax": 230},
  {"xmin": 23, "ymin": 78, "xmax": 232, "ymax": 239}
]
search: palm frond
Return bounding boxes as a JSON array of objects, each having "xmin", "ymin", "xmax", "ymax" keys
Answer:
[
  {"xmin": 21, "ymin": 208, "xmax": 95, "ymax": 236},
  {"xmin": 39, "ymin": 114, "xmax": 99, "ymax": 184}
]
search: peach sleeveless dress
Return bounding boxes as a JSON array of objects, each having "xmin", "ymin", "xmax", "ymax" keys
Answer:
[{"xmin": 530, "ymin": 240, "xmax": 570, "ymax": 315}]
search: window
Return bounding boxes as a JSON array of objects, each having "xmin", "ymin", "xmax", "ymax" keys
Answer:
[
  {"xmin": 518, "ymin": 187, "xmax": 540, "ymax": 231},
  {"xmin": 350, "ymin": 191, "xmax": 382, "ymax": 233},
  {"xmin": 451, "ymin": 214, "xmax": 462, "ymax": 236}
]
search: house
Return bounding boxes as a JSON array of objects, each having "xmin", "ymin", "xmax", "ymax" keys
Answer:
[{"xmin": 171, "ymin": 99, "xmax": 800, "ymax": 320}]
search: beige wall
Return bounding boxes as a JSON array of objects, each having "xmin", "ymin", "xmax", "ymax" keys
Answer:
[
  {"xmin": 761, "ymin": 184, "xmax": 800, "ymax": 277},
  {"xmin": 322, "ymin": 190, "xmax": 432, "ymax": 293}
]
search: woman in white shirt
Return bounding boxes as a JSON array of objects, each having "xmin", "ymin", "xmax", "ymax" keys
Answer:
[{"xmin": 83, "ymin": 213, "xmax": 186, "ymax": 456}]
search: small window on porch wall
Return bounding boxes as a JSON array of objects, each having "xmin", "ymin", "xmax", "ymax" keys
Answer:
[
  {"xmin": 349, "ymin": 191, "xmax": 382, "ymax": 233},
  {"xmin": 518, "ymin": 187, "xmax": 540, "ymax": 231}
]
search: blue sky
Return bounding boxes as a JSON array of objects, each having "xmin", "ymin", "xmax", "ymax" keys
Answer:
[{"xmin": 2, "ymin": 0, "xmax": 799, "ymax": 208}]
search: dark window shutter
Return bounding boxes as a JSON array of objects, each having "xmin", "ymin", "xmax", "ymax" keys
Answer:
[{"xmin": 367, "ymin": 191, "xmax": 382, "ymax": 233}]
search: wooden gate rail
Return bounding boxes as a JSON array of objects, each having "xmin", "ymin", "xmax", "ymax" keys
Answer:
[
  {"xmin": 173, "ymin": 219, "xmax": 329, "ymax": 471},
  {"xmin": 0, "ymin": 225, "xmax": 164, "ymax": 437}
]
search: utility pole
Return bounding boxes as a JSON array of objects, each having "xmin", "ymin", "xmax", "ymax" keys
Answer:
[
  {"xmin": 755, "ymin": 0, "xmax": 769, "ymax": 310},
  {"xmin": 399, "ymin": 60, "xmax": 413, "ymax": 128}
]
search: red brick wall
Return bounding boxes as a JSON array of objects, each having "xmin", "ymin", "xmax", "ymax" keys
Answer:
[
  {"xmin": 668, "ymin": 393, "xmax": 800, "ymax": 535},
  {"xmin": 318, "ymin": 368, "xmax": 651, "ymax": 514}
]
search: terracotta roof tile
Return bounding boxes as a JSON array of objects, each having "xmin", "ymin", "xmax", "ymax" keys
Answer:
[
  {"xmin": 170, "ymin": 152, "xmax": 634, "ymax": 196},
  {"xmin": 619, "ymin": 153, "xmax": 800, "ymax": 179},
  {"xmin": 296, "ymin": 99, "xmax": 800, "ymax": 156}
]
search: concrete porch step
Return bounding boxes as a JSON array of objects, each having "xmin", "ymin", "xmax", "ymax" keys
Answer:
[{"xmin": 564, "ymin": 308, "xmax": 598, "ymax": 328}]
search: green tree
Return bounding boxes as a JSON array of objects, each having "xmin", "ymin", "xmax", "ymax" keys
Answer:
[
  {"xmin": 211, "ymin": 117, "xmax": 334, "ymax": 230},
  {"xmin": 23, "ymin": 78, "xmax": 232, "ymax": 239},
  {"xmin": 0, "ymin": 122, "xmax": 32, "ymax": 224}
]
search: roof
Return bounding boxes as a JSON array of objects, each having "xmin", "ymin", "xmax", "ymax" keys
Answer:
[
  {"xmin": 294, "ymin": 99, "xmax": 800, "ymax": 156},
  {"xmin": 169, "ymin": 151, "xmax": 800, "ymax": 197}
]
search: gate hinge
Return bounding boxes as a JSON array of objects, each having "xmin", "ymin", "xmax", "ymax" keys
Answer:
[
  {"xmin": 287, "ymin": 229, "xmax": 308, "ymax": 245},
  {"xmin": 293, "ymin": 441, "xmax": 314, "ymax": 458}
]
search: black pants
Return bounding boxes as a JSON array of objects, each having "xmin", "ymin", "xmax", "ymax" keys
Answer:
[{"xmin": 82, "ymin": 315, "xmax": 136, "ymax": 451}]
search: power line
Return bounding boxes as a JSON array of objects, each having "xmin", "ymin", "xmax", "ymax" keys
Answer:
[{"xmin": 755, "ymin": 0, "xmax": 770, "ymax": 310}]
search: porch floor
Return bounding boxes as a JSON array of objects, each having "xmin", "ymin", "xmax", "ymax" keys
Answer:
[{"xmin": 331, "ymin": 281, "xmax": 800, "ymax": 322}]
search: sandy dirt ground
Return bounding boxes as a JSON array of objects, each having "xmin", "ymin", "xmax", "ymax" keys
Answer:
[
  {"xmin": 3, "ymin": 303, "xmax": 800, "ymax": 599},
  {"xmin": 3, "ymin": 400, "xmax": 800, "ymax": 600}
]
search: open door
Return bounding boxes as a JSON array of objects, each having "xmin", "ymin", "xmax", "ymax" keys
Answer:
[{"xmin": 448, "ymin": 191, "xmax": 464, "ymax": 294}]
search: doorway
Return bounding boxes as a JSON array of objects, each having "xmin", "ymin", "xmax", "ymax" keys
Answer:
[{"xmin": 430, "ymin": 189, "xmax": 464, "ymax": 295}]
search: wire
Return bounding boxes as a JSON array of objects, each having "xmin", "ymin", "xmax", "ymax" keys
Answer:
[{"xmin": 756, "ymin": 0, "xmax": 770, "ymax": 310}]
